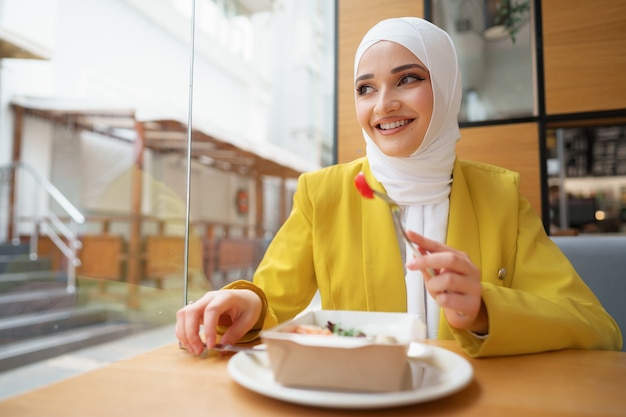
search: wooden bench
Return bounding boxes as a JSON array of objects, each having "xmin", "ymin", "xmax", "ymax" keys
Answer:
[
  {"xmin": 204, "ymin": 237, "xmax": 263, "ymax": 288},
  {"xmin": 77, "ymin": 234, "xmax": 126, "ymax": 292},
  {"xmin": 143, "ymin": 235, "xmax": 204, "ymax": 289}
]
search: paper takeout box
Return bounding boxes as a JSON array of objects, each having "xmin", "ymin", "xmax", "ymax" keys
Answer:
[{"xmin": 260, "ymin": 310, "xmax": 426, "ymax": 392}]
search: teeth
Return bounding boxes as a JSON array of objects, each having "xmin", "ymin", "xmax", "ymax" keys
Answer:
[{"xmin": 379, "ymin": 120, "xmax": 409, "ymax": 130}]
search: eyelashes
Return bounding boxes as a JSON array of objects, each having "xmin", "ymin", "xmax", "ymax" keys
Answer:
[
  {"xmin": 399, "ymin": 74, "xmax": 426, "ymax": 84},
  {"xmin": 356, "ymin": 85, "xmax": 374, "ymax": 95},
  {"xmin": 355, "ymin": 73, "xmax": 427, "ymax": 96}
]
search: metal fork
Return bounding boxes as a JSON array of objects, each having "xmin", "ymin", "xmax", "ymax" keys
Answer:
[
  {"xmin": 206, "ymin": 344, "xmax": 268, "ymax": 367},
  {"xmin": 211, "ymin": 343, "xmax": 266, "ymax": 354},
  {"xmin": 181, "ymin": 342, "xmax": 265, "ymax": 356}
]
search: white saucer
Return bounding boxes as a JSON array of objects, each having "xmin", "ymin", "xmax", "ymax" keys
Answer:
[{"xmin": 227, "ymin": 344, "xmax": 473, "ymax": 409}]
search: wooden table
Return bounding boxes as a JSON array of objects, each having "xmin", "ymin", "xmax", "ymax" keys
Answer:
[{"xmin": 0, "ymin": 340, "xmax": 624, "ymax": 417}]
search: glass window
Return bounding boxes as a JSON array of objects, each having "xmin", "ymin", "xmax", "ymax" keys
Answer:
[
  {"xmin": 0, "ymin": 0, "xmax": 335, "ymax": 398},
  {"xmin": 432, "ymin": 0, "xmax": 535, "ymax": 122}
]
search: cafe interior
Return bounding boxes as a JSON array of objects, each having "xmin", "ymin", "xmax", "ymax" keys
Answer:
[{"xmin": 0, "ymin": 0, "xmax": 624, "ymax": 415}]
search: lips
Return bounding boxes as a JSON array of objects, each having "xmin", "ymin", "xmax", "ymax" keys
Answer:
[{"xmin": 377, "ymin": 119, "xmax": 412, "ymax": 131}]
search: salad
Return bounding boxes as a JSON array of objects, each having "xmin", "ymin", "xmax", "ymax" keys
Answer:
[{"xmin": 290, "ymin": 321, "xmax": 398, "ymax": 344}]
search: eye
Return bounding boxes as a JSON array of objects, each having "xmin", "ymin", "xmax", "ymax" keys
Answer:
[
  {"xmin": 398, "ymin": 74, "xmax": 425, "ymax": 86},
  {"xmin": 356, "ymin": 84, "xmax": 376, "ymax": 96}
]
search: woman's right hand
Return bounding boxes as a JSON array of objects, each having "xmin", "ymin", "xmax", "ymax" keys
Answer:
[{"xmin": 175, "ymin": 289, "xmax": 262, "ymax": 355}]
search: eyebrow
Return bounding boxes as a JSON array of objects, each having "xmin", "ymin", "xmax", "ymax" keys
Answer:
[
  {"xmin": 355, "ymin": 63, "xmax": 428, "ymax": 85},
  {"xmin": 391, "ymin": 63, "xmax": 427, "ymax": 74}
]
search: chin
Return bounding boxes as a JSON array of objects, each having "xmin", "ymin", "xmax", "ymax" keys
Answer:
[{"xmin": 371, "ymin": 136, "xmax": 418, "ymax": 158}]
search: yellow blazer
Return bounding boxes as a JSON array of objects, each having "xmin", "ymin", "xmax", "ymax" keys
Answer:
[{"xmin": 228, "ymin": 157, "xmax": 622, "ymax": 356}]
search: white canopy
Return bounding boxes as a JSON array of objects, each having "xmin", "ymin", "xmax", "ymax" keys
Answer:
[{"xmin": 11, "ymin": 95, "xmax": 321, "ymax": 178}]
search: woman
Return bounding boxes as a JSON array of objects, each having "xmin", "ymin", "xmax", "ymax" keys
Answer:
[{"xmin": 176, "ymin": 17, "xmax": 622, "ymax": 357}]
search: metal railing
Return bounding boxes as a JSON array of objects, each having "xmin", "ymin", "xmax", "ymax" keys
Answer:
[{"xmin": 0, "ymin": 161, "xmax": 84, "ymax": 293}]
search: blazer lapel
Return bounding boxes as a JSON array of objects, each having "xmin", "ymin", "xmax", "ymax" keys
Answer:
[{"xmin": 359, "ymin": 161, "xmax": 407, "ymax": 312}]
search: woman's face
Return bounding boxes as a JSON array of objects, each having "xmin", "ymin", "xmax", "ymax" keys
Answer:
[{"xmin": 355, "ymin": 41, "xmax": 433, "ymax": 157}]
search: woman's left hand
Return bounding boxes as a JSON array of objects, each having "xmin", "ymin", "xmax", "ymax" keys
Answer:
[{"xmin": 405, "ymin": 230, "xmax": 488, "ymax": 334}]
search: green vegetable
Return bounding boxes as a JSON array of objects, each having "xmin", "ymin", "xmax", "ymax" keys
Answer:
[{"xmin": 325, "ymin": 321, "xmax": 366, "ymax": 337}]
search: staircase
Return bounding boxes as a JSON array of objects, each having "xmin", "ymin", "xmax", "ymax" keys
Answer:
[{"xmin": 0, "ymin": 241, "xmax": 149, "ymax": 372}]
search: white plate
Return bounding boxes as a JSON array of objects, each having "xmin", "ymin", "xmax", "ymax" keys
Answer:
[{"xmin": 227, "ymin": 343, "xmax": 473, "ymax": 409}]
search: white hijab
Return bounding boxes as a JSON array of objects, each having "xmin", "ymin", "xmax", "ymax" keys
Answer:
[{"xmin": 354, "ymin": 18, "xmax": 462, "ymax": 338}]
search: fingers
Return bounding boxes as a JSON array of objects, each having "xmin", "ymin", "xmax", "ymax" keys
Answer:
[
  {"xmin": 175, "ymin": 289, "xmax": 263, "ymax": 355},
  {"xmin": 426, "ymin": 272, "xmax": 484, "ymax": 330},
  {"xmin": 405, "ymin": 230, "xmax": 474, "ymax": 277},
  {"xmin": 175, "ymin": 293, "xmax": 213, "ymax": 355},
  {"xmin": 405, "ymin": 230, "xmax": 446, "ymax": 254},
  {"xmin": 429, "ymin": 274, "xmax": 479, "ymax": 310},
  {"xmin": 175, "ymin": 311, "xmax": 204, "ymax": 355},
  {"xmin": 407, "ymin": 247, "xmax": 473, "ymax": 278},
  {"xmin": 404, "ymin": 230, "xmax": 488, "ymax": 333},
  {"xmin": 200, "ymin": 295, "xmax": 243, "ymax": 347},
  {"xmin": 225, "ymin": 289, "xmax": 264, "ymax": 343},
  {"xmin": 218, "ymin": 313, "xmax": 256, "ymax": 345}
]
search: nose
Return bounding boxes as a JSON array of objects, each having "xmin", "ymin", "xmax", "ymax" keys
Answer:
[{"xmin": 374, "ymin": 88, "xmax": 400, "ymax": 114}]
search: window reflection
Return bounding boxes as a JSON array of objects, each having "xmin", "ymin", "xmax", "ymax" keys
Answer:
[{"xmin": 432, "ymin": 0, "xmax": 535, "ymax": 122}]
